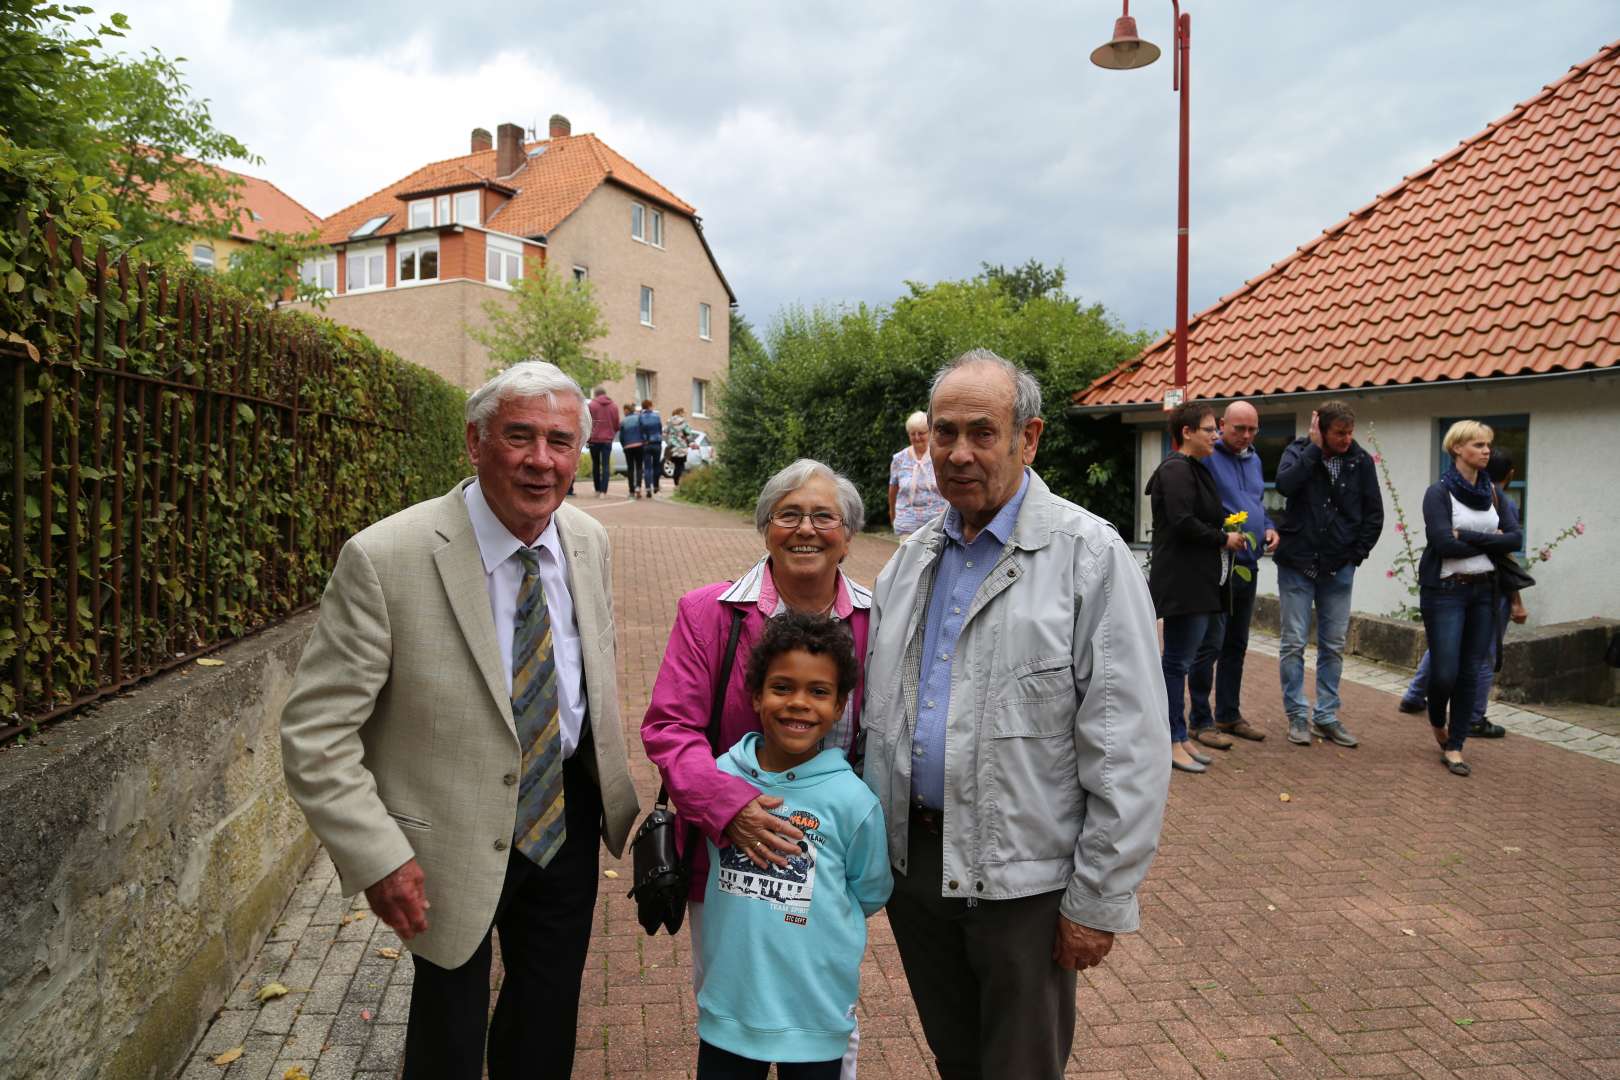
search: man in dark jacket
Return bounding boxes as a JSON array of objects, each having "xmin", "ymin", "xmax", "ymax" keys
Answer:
[{"xmin": 1272, "ymin": 400, "xmax": 1384, "ymax": 748}]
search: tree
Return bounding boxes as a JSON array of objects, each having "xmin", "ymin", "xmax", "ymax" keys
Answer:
[
  {"xmin": 470, "ymin": 261, "xmax": 624, "ymax": 386},
  {"xmin": 1, "ymin": 1, "xmax": 257, "ymax": 258},
  {"xmin": 981, "ymin": 258, "xmax": 1069, "ymax": 308},
  {"xmin": 219, "ymin": 227, "xmax": 332, "ymax": 309}
]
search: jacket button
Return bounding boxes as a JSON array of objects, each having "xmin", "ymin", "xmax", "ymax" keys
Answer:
[
  {"xmin": 786, "ymin": 772, "xmax": 796, "ymax": 780},
  {"xmin": 975, "ymin": 882, "xmax": 984, "ymax": 891},
  {"xmin": 899, "ymin": 858, "xmax": 906, "ymax": 868},
  {"xmin": 494, "ymin": 838, "xmax": 508, "ymax": 852},
  {"xmin": 503, "ymin": 773, "xmax": 517, "ymax": 786},
  {"xmin": 948, "ymin": 880, "xmax": 960, "ymax": 890}
]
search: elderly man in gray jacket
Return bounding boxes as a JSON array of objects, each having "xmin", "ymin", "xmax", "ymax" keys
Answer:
[{"xmin": 864, "ymin": 349, "xmax": 1170, "ymax": 1080}]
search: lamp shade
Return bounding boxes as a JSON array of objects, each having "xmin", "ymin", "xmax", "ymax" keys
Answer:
[{"xmin": 1089, "ymin": 15, "xmax": 1161, "ymax": 70}]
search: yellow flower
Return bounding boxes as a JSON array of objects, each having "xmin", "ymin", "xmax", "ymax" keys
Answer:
[{"xmin": 1223, "ymin": 511, "xmax": 1248, "ymax": 527}]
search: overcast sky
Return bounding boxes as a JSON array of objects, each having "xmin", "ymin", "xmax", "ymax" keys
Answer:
[{"xmin": 104, "ymin": 1, "xmax": 1617, "ymax": 340}]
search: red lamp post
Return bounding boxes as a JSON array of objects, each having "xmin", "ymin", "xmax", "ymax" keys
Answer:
[{"xmin": 1092, "ymin": 0, "xmax": 1191, "ymax": 403}]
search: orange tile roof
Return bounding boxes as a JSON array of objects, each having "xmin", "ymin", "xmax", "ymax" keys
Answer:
[
  {"xmin": 150, "ymin": 159, "xmax": 321, "ymax": 241},
  {"xmin": 1074, "ymin": 39, "xmax": 1620, "ymax": 410},
  {"xmin": 318, "ymin": 133, "xmax": 698, "ymax": 246}
]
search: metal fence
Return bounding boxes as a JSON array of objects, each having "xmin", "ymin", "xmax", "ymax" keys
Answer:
[{"xmin": 2, "ymin": 225, "xmax": 458, "ymax": 740}]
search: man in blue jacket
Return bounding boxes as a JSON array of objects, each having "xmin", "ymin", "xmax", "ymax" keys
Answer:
[
  {"xmin": 1273, "ymin": 400, "xmax": 1384, "ymax": 748},
  {"xmin": 1188, "ymin": 401, "xmax": 1278, "ymax": 750}
]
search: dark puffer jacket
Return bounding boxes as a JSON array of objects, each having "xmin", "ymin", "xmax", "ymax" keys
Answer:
[
  {"xmin": 1145, "ymin": 452, "xmax": 1230, "ymax": 617},
  {"xmin": 1272, "ymin": 437, "xmax": 1384, "ymax": 576}
]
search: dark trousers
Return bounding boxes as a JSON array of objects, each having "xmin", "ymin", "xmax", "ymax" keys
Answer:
[
  {"xmin": 623, "ymin": 445, "xmax": 644, "ymax": 493},
  {"xmin": 669, "ymin": 453, "xmax": 687, "ymax": 486},
  {"xmin": 1189, "ymin": 570, "xmax": 1257, "ymax": 728},
  {"xmin": 697, "ymin": 1040, "xmax": 840, "ymax": 1080},
  {"xmin": 402, "ymin": 753, "xmax": 602, "ymax": 1080},
  {"xmin": 642, "ymin": 441, "xmax": 663, "ymax": 492},
  {"xmin": 588, "ymin": 441, "xmax": 613, "ymax": 493},
  {"xmin": 1161, "ymin": 612, "xmax": 1221, "ymax": 743},
  {"xmin": 886, "ymin": 818, "xmax": 1075, "ymax": 1080},
  {"xmin": 1419, "ymin": 578, "xmax": 1497, "ymax": 752}
]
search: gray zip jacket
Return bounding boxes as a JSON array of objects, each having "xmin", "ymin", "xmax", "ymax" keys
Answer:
[{"xmin": 863, "ymin": 471, "xmax": 1170, "ymax": 932}]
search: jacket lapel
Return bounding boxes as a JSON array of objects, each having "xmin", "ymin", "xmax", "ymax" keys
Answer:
[
  {"xmin": 553, "ymin": 506, "xmax": 601, "ymax": 647},
  {"xmin": 431, "ymin": 482, "xmax": 516, "ymax": 737}
]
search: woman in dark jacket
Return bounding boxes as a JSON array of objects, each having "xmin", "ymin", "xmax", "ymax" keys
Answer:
[
  {"xmin": 1147, "ymin": 402, "xmax": 1249, "ymax": 774},
  {"xmin": 1418, "ymin": 420, "xmax": 1522, "ymax": 776}
]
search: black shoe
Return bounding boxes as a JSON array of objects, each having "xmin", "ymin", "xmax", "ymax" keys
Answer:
[
  {"xmin": 1397, "ymin": 697, "xmax": 1425, "ymax": 714},
  {"xmin": 1469, "ymin": 720, "xmax": 1506, "ymax": 738}
]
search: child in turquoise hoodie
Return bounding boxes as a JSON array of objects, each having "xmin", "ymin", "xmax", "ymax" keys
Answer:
[{"xmin": 696, "ymin": 612, "xmax": 893, "ymax": 1080}]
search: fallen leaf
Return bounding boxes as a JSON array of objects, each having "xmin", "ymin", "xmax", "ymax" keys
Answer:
[
  {"xmin": 283, "ymin": 1068, "xmax": 311, "ymax": 1080},
  {"xmin": 212, "ymin": 1046, "xmax": 244, "ymax": 1065},
  {"xmin": 1279, "ymin": 792, "xmax": 1292, "ymax": 803},
  {"xmin": 361, "ymin": 1008, "xmax": 374, "ymax": 1021},
  {"xmin": 1454, "ymin": 1017, "xmax": 1475, "ymax": 1026},
  {"xmin": 1502, "ymin": 846, "xmax": 1521, "ymax": 853},
  {"xmin": 1400, "ymin": 928, "xmax": 1416, "ymax": 936},
  {"xmin": 196, "ymin": 657, "xmax": 226, "ymax": 667},
  {"xmin": 603, "ymin": 869, "xmax": 620, "ymax": 879},
  {"xmin": 376, "ymin": 947, "xmax": 400, "ymax": 960},
  {"xmin": 256, "ymin": 982, "xmax": 290, "ymax": 1003},
  {"xmin": 353, "ymin": 911, "xmax": 367, "ymax": 921},
  {"xmin": 1266, "ymin": 904, "xmax": 1276, "ymax": 911}
]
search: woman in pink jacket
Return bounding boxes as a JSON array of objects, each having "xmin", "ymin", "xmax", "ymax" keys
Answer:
[{"xmin": 641, "ymin": 458, "xmax": 872, "ymax": 1074}]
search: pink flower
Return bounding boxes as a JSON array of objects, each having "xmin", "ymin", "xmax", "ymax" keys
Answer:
[
  {"xmin": 1372, "ymin": 453, "xmax": 1383, "ymax": 464},
  {"xmin": 1539, "ymin": 548, "xmax": 1551, "ymax": 561},
  {"xmin": 1575, "ymin": 522, "xmax": 1586, "ymax": 535},
  {"xmin": 1386, "ymin": 569, "xmax": 1396, "ymax": 578},
  {"xmin": 1395, "ymin": 522, "xmax": 1405, "ymax": 533}
]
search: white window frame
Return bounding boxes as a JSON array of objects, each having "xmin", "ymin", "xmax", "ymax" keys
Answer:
[
  {"xmin": 408, "ymin": 199, "xmax": 433, "ymax": 230},
  {"xmin": 691, "ymin": 378, "xmax": 709, "ymax": 418},
  {"xmin": 639, "ymin": 285, "xmax": 654, "ymax": 327},
  {"xmin": 191, "ymin": 243, "xmax": 215, "ymax": 272},
  {"xmin": 454, "ymin": 190, "xmax": 481, "ymax": 225},
  {"xmin": 345, "ymin": 244, "xmax": 387, "ymax": 293},
  {"xmin": 485, "ymin": 236, "xmax": 523, "ymax": 288},
  {"xmin": 648, "ymin": 208, "xmax": 664, "ymax": 248},
  {"xmin": 572, "ymin": 265, "xmax": 588, "ymax": 282},
  {"xmin": 300, "ymin": 256, "xmax": 337, "ymax": 294},
  {"xmin": 631, "ymin": 202, "xmax": 645, "ymax": 242},
  {"xmin": 698, "ymin": 302, "xmax": 711, "ymax": 340},
  {"xmin": 636, "ymin": 370, "xmax": 656, "ymax": 404},
  {"xmin": 396, "ymin": 237, "xmax": 440, "ymax": 287},
  {"xmin": 435, "ymin": 195, "xmax": 451, "ymax": 225}
]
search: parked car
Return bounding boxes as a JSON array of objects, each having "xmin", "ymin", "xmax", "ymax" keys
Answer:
[{"xmin": 610, "ymin": 430, "xmax": 715, "ymax": 477}]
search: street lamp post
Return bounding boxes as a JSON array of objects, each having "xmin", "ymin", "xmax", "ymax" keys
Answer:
[{"xmin": 1092, "ymin": 0, "xmax": 1191, "ymax": 402}]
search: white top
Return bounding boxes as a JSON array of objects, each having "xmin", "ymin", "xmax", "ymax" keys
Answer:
[
  {"xmin": 1440, "ymin": 494, "xmax": 1498, "ymax": 578},
  {"xmin": 465, "ymin": 482, "xmax": 586, "ymax": 757}
]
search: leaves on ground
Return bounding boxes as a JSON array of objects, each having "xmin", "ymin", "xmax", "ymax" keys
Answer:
[
  {"xmin": 1400, "ymin": 928, "xmax": 1417, "ymax": 936},
  {"xmin": 283, "ymin": 1068, "xmax": 311, "ymax": 1080},
  {"xmin": 255, "ymin": 981, "xmax": 289, "ymax": 1003},
  {"xmin": 1454, "ymin": 1017, "xmax": 1476, "ymax": 1026},
  {"xmin": 339, "ymin": 911, "xmax": 369, "ymax": 925},
  {"xmin": 196, "ymin": 657, "xmax": 226, "ymax": 667},
  {"xmin": 1279, "ymin": 792, "xmax": 1292, "ymax": 802},
  {"xmin": 375, "ymin": 947, "xmax": 400, "ymax": 959},
  {"xmin": 211, "ymin": 1046, "xmax": 244, "ymax": 1065},
  {"xmin": 603, "ymin": 869, "xmax": 619, "ymax": 879}
]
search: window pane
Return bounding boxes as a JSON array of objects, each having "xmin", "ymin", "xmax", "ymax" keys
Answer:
[
  {"xmin": 631, "ymin": 204, "xmax": 644, "ymax": 239},
  {"xmin": 409, "ymin": 201, "xmax": 431, "ymax": 228},
  {"xmin": 347, "ymin": 255, "xmax": 364, "ymax": 288},
  {"xmin": 650, "ymin": 210, "xmax": 663, "ymax": 246},
  {"xmin": 369, "ymin": 253, "xmax": 384, "ymax": 285},
  {"xmin": 699, "ymin": 303, "xmax": 711, "ymax": 338},
  {"xmin": 455, "ymin": 191, "xmax": 480, "ymax": 225},
  {"xmin": 572, "ymin": 265, "xmax": 587, "ymax": 282},
  {"xmin": 399, "ymin": 250, "xmax": 415, "ymax": 281},
  {"xmin": 640, "ymin": 286, "xmax": 653, "ymax": 324},
  {"xmin": 637, "ymin": 371, "xmax": 653, "ymax": 401},
  {"xmin": 506, "ymin": 254, "xmax": 520, "ymax": 281},
  {"xmin": 436, "ymin": 195, "xmax": 450, "ymax": 224},
  {"xmin": 419, "ymin": 247, "xmax": 438, "ymax": 280},
  {"xmin": 487, "ymin": 249, "xmax": 501, "ymax": 281},
  {"xmin": 300, "ymin": 260, "xmax": 318, "ymax": 286},
  {"xmin": 692, "ymin": 379, "xmax": 706, "ymax": 416},
  {"xmin": 320, "ymin": 262, "xmax": 336, "ymax": 291}
]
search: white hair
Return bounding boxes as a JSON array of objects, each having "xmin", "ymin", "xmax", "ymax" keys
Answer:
[
  {"xmin": 754, "ymin": 458, "xmax": 865, "ymax": 537},
  {"xmin": 466, "ymin": 361, "xmax": 590, "ymax": 440},
  {"xmin": 928, "ymin": 348, "xmax": 1043, "ymax": 429},
  {"xmin": 904, "ymin": 410, "xmax": 929, "ymax": 434}
]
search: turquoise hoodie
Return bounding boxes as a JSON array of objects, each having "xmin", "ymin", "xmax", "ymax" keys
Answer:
[{"xmin": 698, "ymin": 733, "xmax": 893, "ymax": 1063}]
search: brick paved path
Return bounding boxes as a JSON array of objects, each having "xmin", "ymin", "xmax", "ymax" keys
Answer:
[{"xmin": 180, "ymin": 493, "xmax": 1620, "ymax": 1080}]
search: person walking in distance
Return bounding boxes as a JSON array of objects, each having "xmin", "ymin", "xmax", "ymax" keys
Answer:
[
  {"xmin": 586, "ymin": 386, "xmax": 618, "ymax": 498},
  {"xmin": 1272, "ymin": 400, "xmax": 1384, "ymax": 748}
]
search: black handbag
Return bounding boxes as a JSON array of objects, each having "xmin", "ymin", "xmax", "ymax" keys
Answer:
[
  {"xmin": 627, "ymin": 605, "xmax": 745, "ymax": 936},
  {"xmin": 1490, "ymin": 552, "xmax": 1536, "ymax": 593}
]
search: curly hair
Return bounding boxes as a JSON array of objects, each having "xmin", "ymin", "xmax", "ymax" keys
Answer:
[{"xmin": 744, "ymin": 611, "xmax": 859, "ymax": 701}]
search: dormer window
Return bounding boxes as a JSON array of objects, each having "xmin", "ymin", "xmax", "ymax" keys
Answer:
[
  {"xmin": 408, "ymin": 199, "xmax": 433, "ymax": 229},
  {"xmin": 407, "ymin": 191, "xmax": 480, "ymax": 230},
  {"xmin": 454, "ymin": 191, "xmax": 480, "ymax": 225},
  {"xmin": 631, "ymin": 202, "xmax": 663, "ymax": 247}
]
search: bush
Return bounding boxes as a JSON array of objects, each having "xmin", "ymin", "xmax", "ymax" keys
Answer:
[
  {"xmin": 672, "ymin": 465, "xmax": 729, "ymax": 510},
  {"xmin": 709, "ymin": 274, "xmax": 1151, "ymax": 530}
]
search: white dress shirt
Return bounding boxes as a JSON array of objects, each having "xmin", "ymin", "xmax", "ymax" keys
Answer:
[{"xmin": 464, "ymin": 482, "xmax": 586, "ymax": 757}]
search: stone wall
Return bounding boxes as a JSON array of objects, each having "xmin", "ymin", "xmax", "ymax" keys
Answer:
[
  {"xmin": 1253, "ymin": 597, "xmax": 1619, "ymax": 705},
  {"xmin": 0, "ymin": 614, "xmax": 319, "ymax": 1080}
]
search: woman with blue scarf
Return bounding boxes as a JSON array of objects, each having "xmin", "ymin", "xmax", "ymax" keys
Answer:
[{"xmin": 1417, "ymin": 421, "xmax": 1522, "ymax": 776}]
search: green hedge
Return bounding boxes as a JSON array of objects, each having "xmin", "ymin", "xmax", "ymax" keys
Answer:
[
  {"xmin": 708, "ymin": 278, "xmax": 1150, "ymax": 530},
  {"xmin": 0, "ymin": 136, "xmax": 466, "ymax": 727}
]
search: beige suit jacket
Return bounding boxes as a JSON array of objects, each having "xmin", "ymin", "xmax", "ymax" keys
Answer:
[{"xmin": 280, "ymin": 479, "xmax": 640, "ymax": 969}]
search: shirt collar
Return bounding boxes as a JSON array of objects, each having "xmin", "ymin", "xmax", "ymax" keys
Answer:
[
  {"xmin": 943, "ymin": 468, "xmax": 1030, "ymax": 547},
  {"xmin": 719, "ymin": 555, "xmax": 872, "ymax": 617},
  {"xmin": 465, "ymin": 480, "xmax": 562, "ymax": 574},
  {"xmin": 1215, "ymin": 438, "xmax": 1252, "ymax": 459}
]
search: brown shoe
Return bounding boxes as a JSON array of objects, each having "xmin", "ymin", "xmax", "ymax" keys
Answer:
[
  {"xmin": 1218, "ymin": 719, "xmax": 1266, "ymax": 742},
  {"xmin": 1192, "ymin": 727, "xmax": 1234, "ymax": 750}
]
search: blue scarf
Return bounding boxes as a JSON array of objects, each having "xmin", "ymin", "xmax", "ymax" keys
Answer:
[{"xmin": 1440, "ymin": 464, "xmax": 1493, "ymax": 511}]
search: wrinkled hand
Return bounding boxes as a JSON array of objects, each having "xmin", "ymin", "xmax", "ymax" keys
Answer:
[
  {"xmin": 723, "ymin": 795, "xmax": 805, "ymax": 869},
  {"xmin": 1053, "ymin": 917, "xmax": 1114, "ymax": 972},
  {"xmin": 365, "ymin": 858, "xmax": 430, "ymax": 940},
  {"xmin": 1223, "ymin": 531, "xmax": 1247, "ymax": 552},
  {"xmin": 1308, "ymin": 410, "xmax": 1322, "ymax": 448},
  {"xmin": 1264, "ymin": 528, "xmax": 1280, "ymax": 554}
]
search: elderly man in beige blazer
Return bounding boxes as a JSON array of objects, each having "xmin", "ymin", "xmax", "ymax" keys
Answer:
[{"xmin": 281, "ymin": 361, "xmax": 639, "ymax": 1080}]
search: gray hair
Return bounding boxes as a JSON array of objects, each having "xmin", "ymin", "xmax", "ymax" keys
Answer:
[
  {"xmin": 904, "ymin": 410, "xmax": 929, "ymax": 434},
  {"xmin": 928, "ymin": 348, "xmax": 1043, "ymax": 429},
  {"xmin": 754, "ymin": 458, "xmax": 865, "ymax": 537},
  {"xmin": 466, "ymin": 361, "xmax": 590, "ymax": 440}
]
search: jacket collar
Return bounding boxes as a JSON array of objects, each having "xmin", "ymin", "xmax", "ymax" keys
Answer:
[
  {"xmin": 718, "ymin": 555, "xmax": 872, "ymax": 617},
  {"xmin": 914, "ymin": 468, "xmax": 1058, "ymax": 555}
]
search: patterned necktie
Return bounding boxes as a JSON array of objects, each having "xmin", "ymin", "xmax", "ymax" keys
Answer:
[{"xmin": 512, "ymin": 547, "xmax": 566, "ymax": 867}]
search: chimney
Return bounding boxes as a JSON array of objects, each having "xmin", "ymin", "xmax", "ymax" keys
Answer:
[
  {"xmin": 496, "ymin": 122, "xmax": 524, "ymax": 176},
  {"xmin": 470, "ymin": 127, "xmax": 493, "ymax": 153},
  {"xmin": 549, "ymin": 114, "xmax": 572, "ymax": 139}
]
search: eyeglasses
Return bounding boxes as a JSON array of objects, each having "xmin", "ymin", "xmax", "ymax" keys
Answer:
[
  {"xmin": 1196, "ymin": 425, "xmax": 1218, "ymax": 435},
  {"xmin": 1226, "ymin": 424, "xmax": 1258, "ymax": 434},
  {"xmin": 768, "ymin": 509, "xmax": 845, "ymax": 531}
]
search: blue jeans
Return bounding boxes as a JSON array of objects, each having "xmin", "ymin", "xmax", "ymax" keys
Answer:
[
  {"xmin": 1277, "ymin": 563, "xmax": 1355, "ymax": 727},
  {"xmin": 642, "ymin": 441, "xmax": 663, "ymax": 491},
  {"xmin": 1162, "ymin": 612, "xmax": 1221, "ymax": 743},
  {"xmin": 1188, "ymin": 570, "xmax": 1257, "ymax": 729},
  {"xmin": 588, "ymin": 441, "xmax": 613, "ymax": 493},
  {"xmin": 1403, "ymin": 594, "xmax": 1509, "ymax": 723},
  {"xmin": 1419, "ymin": 578, "xmax": 1497, "ymax": 751}
]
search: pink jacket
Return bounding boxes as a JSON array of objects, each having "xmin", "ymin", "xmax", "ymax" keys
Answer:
[{"xmin": 641, "ymin": 558, "xmax": 872, "ymax": 900}]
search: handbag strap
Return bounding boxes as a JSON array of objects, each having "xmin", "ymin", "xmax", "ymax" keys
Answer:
[{"xmin": 653, "ymin": 604, "xmax": 747, "ymax": 810}]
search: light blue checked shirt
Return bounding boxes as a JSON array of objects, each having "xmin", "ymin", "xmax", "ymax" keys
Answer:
[{"xmin": 911, "ymin": 470, "xmax": 1030, "ymax": 810}]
